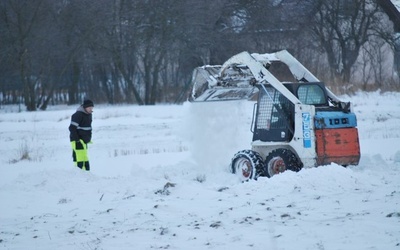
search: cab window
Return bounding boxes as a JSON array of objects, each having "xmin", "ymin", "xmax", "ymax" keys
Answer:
[{"xmin": 297, "ymin": 85, "xmax": 326, "ymax": 105}]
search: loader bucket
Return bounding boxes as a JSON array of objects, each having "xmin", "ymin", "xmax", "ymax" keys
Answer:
[
  {"xmin": 189, "ymin": 65, "xmax": 258, "ymax": 102},
  {"xmin": 191, "ymin": 86, "xmax": 258, "ymax": 102}
]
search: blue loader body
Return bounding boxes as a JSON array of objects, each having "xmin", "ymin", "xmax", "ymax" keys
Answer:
[{"xmin": 314, "ymin": 111, "xmax": 357, "ymax": 129}]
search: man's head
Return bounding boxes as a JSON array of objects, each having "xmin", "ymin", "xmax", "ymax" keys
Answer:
[{"xmin": 83, "ymin": 99, "xmax": 94, "ymax": 113}]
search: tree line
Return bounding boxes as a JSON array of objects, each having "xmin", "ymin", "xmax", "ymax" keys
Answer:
[{"xmin": 0, "ymin": 0, "xmax": 397, "ymax": 111}]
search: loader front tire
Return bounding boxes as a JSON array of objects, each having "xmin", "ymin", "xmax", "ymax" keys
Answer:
[
  {"xmin": 265, "ymin": 149, "xmax": 302, "ymax": 178},
  {"xmin": 231, "ymin": 150, "xmax": 265, "ymax": 181}
]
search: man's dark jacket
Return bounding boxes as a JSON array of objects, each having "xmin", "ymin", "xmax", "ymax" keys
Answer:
[{"xmin": 69, "ymin": 106, "xmax": 92, "ymax": 143}]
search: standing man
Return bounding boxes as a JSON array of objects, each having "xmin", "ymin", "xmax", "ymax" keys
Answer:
[{"xmin": 69, "ymin": 99, "xmax": 94, "ymax": 171}]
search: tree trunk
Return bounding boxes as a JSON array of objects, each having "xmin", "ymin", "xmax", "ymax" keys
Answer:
[{"xmin": 68, "ymin": 60, "xmax": 80, "ymax": 105}]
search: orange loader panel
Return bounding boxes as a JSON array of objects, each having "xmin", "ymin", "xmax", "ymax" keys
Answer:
[{"xmin": 315, "ymin": 128, "xmax": 360, "ymax": 166}]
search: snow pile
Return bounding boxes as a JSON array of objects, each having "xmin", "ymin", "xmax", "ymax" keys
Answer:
[{"xmin": 0, "ymin": 91, "xmax": 399, "ymax": 249}]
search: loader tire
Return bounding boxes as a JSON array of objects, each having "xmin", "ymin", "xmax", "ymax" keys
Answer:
[
  {"xmin": 230, "ymin": 150, "xmax": 265, "ymax": 181},
  {"xmin": 265, "ymin": 149, "xmax": 303, "ymax": 178}
]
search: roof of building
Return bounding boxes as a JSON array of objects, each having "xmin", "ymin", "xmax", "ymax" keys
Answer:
[{"xmin": 381, "ymin": 0, "xmax": 400, "ymax": 32}]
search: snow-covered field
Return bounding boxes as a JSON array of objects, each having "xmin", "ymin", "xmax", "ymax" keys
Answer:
[{"xmin": 0, "ymin": 91, "xmax": 399, "ymax": 250}]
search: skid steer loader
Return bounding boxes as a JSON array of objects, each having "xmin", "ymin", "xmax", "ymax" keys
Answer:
[{"xmin": 189, "ymin": 50, "xmax": 360, "ymax": 180}]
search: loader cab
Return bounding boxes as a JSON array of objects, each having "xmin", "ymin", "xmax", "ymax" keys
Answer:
[{"xmin": 252, "ymin": 82, "xmax": 328, "ymax": 142}]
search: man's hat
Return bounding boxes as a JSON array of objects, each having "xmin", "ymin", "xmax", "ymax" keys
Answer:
[{"xmin": 83, "ymin": 99, "xmax": 94, "ymax": 108}]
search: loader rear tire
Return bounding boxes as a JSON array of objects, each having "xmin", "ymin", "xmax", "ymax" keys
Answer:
[
  {"xmin": 265, "ymin": 149, "xmax": 302, "ymax": 178},
  {"xmin": 231, "ymin": 150, "xmax": 265, "ymax": 181}
]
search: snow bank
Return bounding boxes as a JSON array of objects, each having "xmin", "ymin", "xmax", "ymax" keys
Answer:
[{"xmin": 0, "ymin": 91, "xmax": 399, "ymax": 249}]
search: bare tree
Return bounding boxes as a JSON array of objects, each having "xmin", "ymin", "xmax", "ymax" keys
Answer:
[
  {"xmin": 132, "ymin": 0, "xmax": 189, "ymax": 104},
  {"xmin": 310, "ymin": 0, "xmax": 392, "ymax": 85},
  {"xmin": 0, "ymin": 0, "xmax": 398, "ymax": 110},
  {"xmin": 0, "ymin": 0, "xmax": 51, "ymax": 111}
]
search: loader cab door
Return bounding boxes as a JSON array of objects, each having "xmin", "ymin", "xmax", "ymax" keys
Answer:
[{"xmin": 252, "ymin": 86, "xmax": 295, "ymax": 142}]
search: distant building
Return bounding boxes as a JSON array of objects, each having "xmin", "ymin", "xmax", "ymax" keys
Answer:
[{"xmin": 379, "ymin": 0, "xmax": 400, "ymax": 74}]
